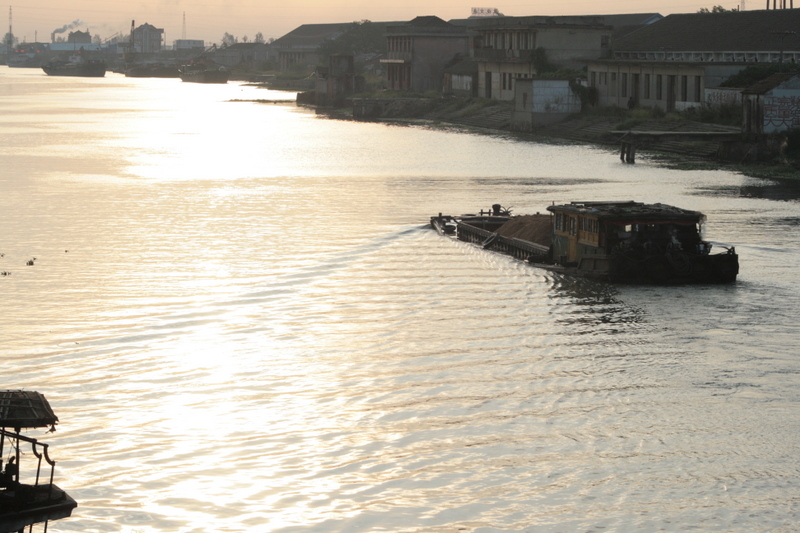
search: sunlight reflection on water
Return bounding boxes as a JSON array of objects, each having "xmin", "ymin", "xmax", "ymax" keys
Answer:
[{"xmin": 2, "ymin": 68, "xmax": 800, "ymax": 532}]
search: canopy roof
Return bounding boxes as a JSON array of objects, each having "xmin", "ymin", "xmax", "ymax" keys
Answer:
[
  {"xmin": 0, "ymin": 390, "xmax": 59, "ymax": 429},
  {"xmin": 547, "ymin": 201, "xmax": 705, "ymax": 224}
]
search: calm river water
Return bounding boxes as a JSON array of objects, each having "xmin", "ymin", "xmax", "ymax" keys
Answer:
[{"xmin": 2, "ymin": 66, "xmax": 800, "ymax": 533}]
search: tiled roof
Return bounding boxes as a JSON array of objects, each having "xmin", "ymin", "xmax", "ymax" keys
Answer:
[
  {"xmin": 742, "ymin": 71, "xmax": 800, "ymax": 94},
  {"xmin": 407, "ymin": 16, "xmax": 454, "ymax": 27},
  {"xmin": 271, "ymin": 23, "xmax": 355, "ymax": 47},
  {"xmin": 547, "ymin": 201, "xmax": 705, "ymax": 222},
  {"xmin": 388, "ymin": 16, "xmax": 470, "ymax": 35},
  {"xmin": 474, "ymin": 15, "xmax": 610, "ymax": 30},
  {"xmin": 0, "ymin": 390, "xmax": 59, "ymax": 429},
  {"xmin": 614, "ymin": 9, "xmax": 800, "ymax": 52},
  {"xmin": 597, "ymin": 13, "xmax": 662, "ymax": 27}
]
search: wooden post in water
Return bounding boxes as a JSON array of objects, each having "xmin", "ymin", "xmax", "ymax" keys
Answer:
[{"xmin": 620, "ymin": 141, "xmax": 636, "ymax": 164}]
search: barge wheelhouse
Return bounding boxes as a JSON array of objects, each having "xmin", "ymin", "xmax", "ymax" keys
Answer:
[{"xmin": 547, "ymin": 201, "xmax": 738, "ymax": 283}]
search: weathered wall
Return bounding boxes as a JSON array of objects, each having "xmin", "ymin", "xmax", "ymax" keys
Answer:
[
  {"xmin": 410, "ymin": 36, "xmax": 469, "ymax": 93},
  {"xmin": 763, "ymin": 79, "xmax": 800, "ymax": 133},
  {"xmin": 512, "ymin": 79, "xmax": 581, "ymax": 130}
]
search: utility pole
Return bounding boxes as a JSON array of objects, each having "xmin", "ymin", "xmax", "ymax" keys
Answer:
[
  {"xmin": 5, "ymin": 6, "xmax": 13, "ymax": 50},
  {"xmin": 182, "ymin": 12, "xmax": 186, "ymax": 40},
  {"xmin": 772, "ymin": 30, "xmax": 798, "ymax": 62}
]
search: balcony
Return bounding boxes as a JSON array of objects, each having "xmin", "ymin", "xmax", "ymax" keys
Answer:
[{"xmin": 474, "ymin": 48, "xmax": 529, "ymax": 62}]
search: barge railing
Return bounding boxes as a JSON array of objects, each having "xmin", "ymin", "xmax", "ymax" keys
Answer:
[
  {"xmin": 456, "ymin": 221, "xmax": 550, "ymax": 261},
  {"xmin": 1, "ymin": 428, "xmax": 58, "ymax": 498}
]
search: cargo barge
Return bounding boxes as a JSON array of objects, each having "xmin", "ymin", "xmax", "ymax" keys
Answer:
[{"xmin": 431, "ymin": 201, "xmax": 739, "ymax": 284}]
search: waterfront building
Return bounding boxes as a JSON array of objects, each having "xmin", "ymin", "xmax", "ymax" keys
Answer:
[
  {"xmin": 271, "ymin": 23, "xmax": 353, "ymax": 71},
  {"xmin": 472, "ymin": 15, "xmax": 614, "ymax": 101},
  {"xmin": 381, "ymin": 16, "xmax": 472, "ymax": 93},
  {"xmin": 742, "ymin": 72, "xmax": 800, "ymax": 135},
  {"xmin": 132, "ymin": 23, "xmax": 165, "ymax": 53},
  {"xmin": 587, "ymin": 9, "xmax": 800, "ymax": 112}
]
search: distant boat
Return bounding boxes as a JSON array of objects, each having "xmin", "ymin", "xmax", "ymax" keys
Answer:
[
  {"xmin": 8, "ymin": 52, "xmax": 45, "ymax": 68},
  {"xmin": 178, "ymin": 62, "xmax": 229, "ymax": 84},
  {"xmin": 7, "ymin": 43, "xmax": 50, "ymax": 68},
  {"xmin": 42, "ymin": 54, "xmax": 106, "ymax": 77}
]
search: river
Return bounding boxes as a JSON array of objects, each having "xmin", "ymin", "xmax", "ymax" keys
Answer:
[{"xmin": 2, "ymin": 66, "xmax": 800, "ymax": 533}]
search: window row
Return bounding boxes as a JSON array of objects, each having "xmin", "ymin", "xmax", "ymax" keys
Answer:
[
  {"xmin": 501, "ymin": 72, "xmax": 531, "ymax": 91},
  {"xmin": 555, "ymin": 214, "xmax": 599, "ymax": 235},
  {"xmin": 590, "ymin": 72, "xmax": 703, "ymax": 102},
  {"xmin": 388, "ymin": 37, "xmax": 413, "ymax": 53},
  {"xmin": 480, "ymin": 31, "xmax": 536, "ymax": 51}
]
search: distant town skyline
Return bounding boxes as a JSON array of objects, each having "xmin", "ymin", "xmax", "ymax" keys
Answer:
[{"xmin": 7, "ymin": 0, "xmax": 747, "ymax": 46}]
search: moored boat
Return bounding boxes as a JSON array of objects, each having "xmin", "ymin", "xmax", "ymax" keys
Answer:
[
  {"xmin": 8, "ymin": 43, "xmax": 50, "ymax": 68},
  {"xmin": 431, "ymin": 201, "xmax": 739, "ymax": 284},
  {"xmin": 0, "ymin": 390, "xmax": 77, "ymax": 532},
  {"xmin": 42, "ymin": 54, "xmax": 106, "ymax": 77},
  {"xmin": 178, "ymin": 61, "xmax": 229, "ymax": 84}
]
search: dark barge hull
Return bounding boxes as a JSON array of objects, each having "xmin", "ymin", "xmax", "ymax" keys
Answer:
[
  {"xmin": 1, "ymin": 390, "xmax": 77, "ymax": 532},
  {"xmin": 42, "ymin": 61, "xmax": 106, "ymax": 77},
  {"xmin": 179, "ymin": 69, "xmax": 229, "ymax": 83},
  {"xmin": 0, "ymin": 484, "xmax": 77, "ymax": 532},
  {"xmin": 431, "ymin": 214, "xmax": 739, "ymax": 285}
]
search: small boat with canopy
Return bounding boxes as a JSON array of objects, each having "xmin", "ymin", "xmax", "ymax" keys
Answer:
[{"xmin": 0, "ymin": 390, "xmax": 77, "ymax": 533}]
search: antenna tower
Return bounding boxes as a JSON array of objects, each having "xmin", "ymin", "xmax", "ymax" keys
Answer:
[{"xmin": 182, "ymin": 12, "xmax": 186, "ymax": 39}]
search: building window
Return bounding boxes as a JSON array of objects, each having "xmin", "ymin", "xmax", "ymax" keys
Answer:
[
  {"xmin": 611, "ymin": 72, "xmax": 617, "ymax": 96},
  {"xmin": 579, "ymin": 218, "xmax": 598, "ymax": 233},
  {"xmin": 694, "ymin": 75, "xmax": 702, "ymax": 102},
  {"xmin": 644, "ymin": 74, "xmax": 650, "ymax": 99},
  {"xmin": 656, "ymin": 74, "xmax": 663, "ymax": 100},
  {"xmin": 591, "ymin": 72, "xmax": 596, "ymax": 87},
  {"xmin": 681, "ymin": 75, "xmax": 688, "ymax": 102},
  {"xmin": 621, "ymin": 73, "xmax": 628, "ymax": 97}
]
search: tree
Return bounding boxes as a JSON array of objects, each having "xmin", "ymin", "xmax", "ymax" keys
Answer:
[
  {"xmin": 721, "ymin": 63, "xmax": 800, "ymax": 87},
  {"xmin": 3, "ymin": 31, "xmax": 17, "ymax": 49},
  {"xmin": 222, "ymin": 32, "xmax": 237, "ymax": 46},
  {"xmin": 530, "ymin": 47, "xmax": 557, "ymax": 74},
  {"xmin": 254, "ymin": 32, "xmax": 265, "ymax": 44},
  {"xmin": 698, "ymin": 5, "xmax": 734, "ymax": 12}
]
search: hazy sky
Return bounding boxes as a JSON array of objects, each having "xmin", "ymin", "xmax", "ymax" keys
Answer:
[{"xmin": 9, "ymin": 0, "xmax": 746, "ymax": 46}]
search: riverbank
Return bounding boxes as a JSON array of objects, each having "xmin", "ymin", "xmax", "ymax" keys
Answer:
[{"xmin": 316, "ymin": 96, "xmax": 800, "ymax": 180}]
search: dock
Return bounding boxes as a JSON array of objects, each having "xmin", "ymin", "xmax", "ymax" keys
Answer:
[{"xmin": 610, "ymin": 130, "xmax": 742, "ymax": 163}]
